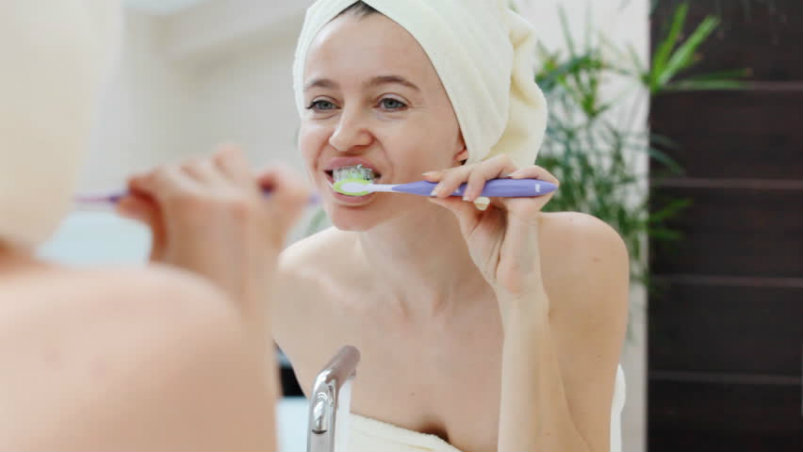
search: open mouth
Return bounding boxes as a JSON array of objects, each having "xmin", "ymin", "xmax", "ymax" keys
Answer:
[
  {"xmin": 323, "ymin": 164, "xmax": 381, "ymax": 200},
  {"xmin": 324, "ymin": 164, "xmax": 380, "ymax": 185}
]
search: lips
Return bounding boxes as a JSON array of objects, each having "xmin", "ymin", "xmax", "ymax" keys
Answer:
[{"xmin": 319, "ymin": 157, "xmax": 383, "ymax": 205}]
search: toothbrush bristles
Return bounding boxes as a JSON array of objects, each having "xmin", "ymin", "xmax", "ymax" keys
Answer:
[{"xmin": 333, "ymin": 164, "xmax": 376, "ymax": 183}]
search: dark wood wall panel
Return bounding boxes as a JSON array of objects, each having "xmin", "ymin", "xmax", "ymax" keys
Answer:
[
  {"xmin": 650, "ymin": 90, "xmax": 803, "ymax": 180},
  {"xmin": 649, "ymin": 284, "xmax": 802, "ymax": 374},
  {"xmin": 650, "ymin": 187, "xmax": 803, "ymax": 277},
  {"xmin": 649, "ymin": 380, "xmax": 803, "ymax": 452},
  {"xmin": 652, "ymin": 0, "xmax": 803, "ymax": 81},
  {"xmin": 649, "ymin": 0, "xmax": 802, "ymax": 450}
]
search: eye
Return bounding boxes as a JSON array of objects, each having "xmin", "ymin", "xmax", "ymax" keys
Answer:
[
  {"xmin": 307, "ymin": 99, "xmax": 338, "ymax": 111},
  {"xmin": 378, "ymin": 97, "xmax": 407, "ymax": 111}
]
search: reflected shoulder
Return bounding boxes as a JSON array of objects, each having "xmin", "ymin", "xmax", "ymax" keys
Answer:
[{"xmin": 0, "ymin": 265, "xmax": 274, "ymax": 450}]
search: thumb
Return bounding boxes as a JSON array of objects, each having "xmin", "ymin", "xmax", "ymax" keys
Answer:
[{"xmin": 116, "ymin": 195, "xmax": 167, "ymax": 261}]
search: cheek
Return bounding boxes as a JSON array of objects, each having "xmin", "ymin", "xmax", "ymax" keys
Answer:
[{"xmin": 383, "ymin": 123, "xmax": 460, "ymax": 173}]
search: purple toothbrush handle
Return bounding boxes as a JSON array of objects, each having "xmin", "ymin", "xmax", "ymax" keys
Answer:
[{"xmin": 393, "ymin": 178, "xmax": 557, "ymax": 197}]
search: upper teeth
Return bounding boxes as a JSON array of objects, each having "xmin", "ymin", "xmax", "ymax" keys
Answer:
[{"xmin": 333, "ymin": 164, "xmax": 376, "ymax": 182}]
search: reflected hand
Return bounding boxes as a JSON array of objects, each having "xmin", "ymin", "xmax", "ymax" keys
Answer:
[{"xmin": 116, "ymin": 146, "xmax": 309, "ymax": 334}]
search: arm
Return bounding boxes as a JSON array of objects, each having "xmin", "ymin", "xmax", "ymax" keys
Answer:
[
  {"xmin": 497, "ymin": 215, "xmax": 629, "ymax": 452},
  {"xmin": 425, "ymin": 156, "xmax": 628, "ymax": 451}
]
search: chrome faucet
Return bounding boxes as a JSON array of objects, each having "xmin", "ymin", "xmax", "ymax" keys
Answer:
[{"xmin": 307, "ymin": 345, "xmax": 360, "ymax": 452}]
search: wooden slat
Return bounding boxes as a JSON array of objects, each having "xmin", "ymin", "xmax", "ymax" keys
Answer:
[
  {"xmin": 651, "ymin": 0, "xmax": 803, "ymax": 81},
  {"xmin": 649, "ymin": 283, "xmax": 802, "ymax": 375},
  {"xmin": 652, "ymin": 178, "xmax": 803, "ymax": 190},
  {"xmin": 649, "ymin": 380, "xmax": 803, "ymax": 451},
  {"xmin": 649, "ymin": 2, "xmax": 803, "ymax": 451},
  {"xmin": 650, "ymin": 187, "xmax": 803, "ymax": 277},
  {"xmin": 652, "ymin": 370, "xmax": 801, "ymax": 386},
  {"xmin": 654, "ymin": 274, "xmax": 803, "ymax": 289},
  {"xmin": 650, "ymin": 89, "xmax": 803, "ymax": 180}
]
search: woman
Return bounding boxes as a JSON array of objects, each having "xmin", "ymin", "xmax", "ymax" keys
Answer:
[
  {"xmin": 123, "ymin": 1, "xmax": 629, "ymax": 451},
  {"xmin": 0, "ymin": 0, "xmax": 306, "ymax": 449}
]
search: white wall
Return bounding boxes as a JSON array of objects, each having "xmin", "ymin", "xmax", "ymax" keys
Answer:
[
  {"xmin": 44, "ymin": 2, "xmax": 649, "ymax": 450},
  {"xmin": 180, "ymin": 19, "xmax": 304, "ymax": 169},
  {"xmin": 77, "ymin": 1, "xmax": 310, "ymax": 192},
  {"xmin": 79, "ymin": 11, "xmax": 194, "ymax": 193}
]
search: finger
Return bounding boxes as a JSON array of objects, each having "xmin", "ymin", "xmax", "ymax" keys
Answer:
[
  {"xmin": 125, "ymin": 173, "xmax": 148, "ymax": 196},
  {"xmin": 464, "ymin": 155, "xmax": 519, "ymax": 202},
  {"xmin": 130, "ymin": 165, "xmax": 198, "ymax": 205},
  {"xmin": 497, "ymin": 166, "xmax": 560, "ymax": 215},
  {"xmin": 509, "ymin": 165, "xmax": 560, "ymax": 186},
  {"xmin": 474, "ymin": 196, "xmax": 492, "ymax": 211},
  {"xmin": 214, "ymin": 145, "xmax": 253, "ymax": 187},
  {"xmin": 115, "ymin": 193, "xmax": 149, "ymax": 221},
  {"xmin": 432, "ymin": 164, "xmax": 473, "ymax": 198},
  {"xmin": 115, "ymin": 195, "xmax": 167, "ymax": 261},
  {"xmin": 182, "ymin": 158, "xmax": 227, "ymax": 186},
  {"xmin": 427, "ymin": 197, "xmax": 482, "ymax": 237},
  {"xmin": 421, "ymin": 169, "xmax": 445, "ymax": 182}
]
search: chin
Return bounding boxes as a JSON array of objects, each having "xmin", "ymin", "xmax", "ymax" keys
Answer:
[
  {"xmin": 327, "ymin": 206, "xmax": 384, "ymax": 231},
  {"xmin": 325, "ymin": 194, "xmax": 412, "ymax": 231},
  {"xmin": 322, "ymin": 189, "xmax": 430, "ymax": 231}
]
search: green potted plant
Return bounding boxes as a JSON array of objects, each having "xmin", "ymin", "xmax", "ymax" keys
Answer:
[{"xmin": 536, "ymin": 2, "xmax": 746, "ymax": 287}]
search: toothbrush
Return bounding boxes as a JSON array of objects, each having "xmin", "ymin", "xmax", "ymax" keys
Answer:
[
  {"xmin": 74, "ymin": 191, "xmax": 129, "ymax": 205},
  {"xmin": 332, "ymin": 166, "xmax": 557, "ymax": 198},
  {"xmin": 74, "ymin": 190, "xmax": 320, "ymax": 206}
]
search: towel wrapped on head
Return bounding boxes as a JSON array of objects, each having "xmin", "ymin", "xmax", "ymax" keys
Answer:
[
  {"xmin": 0, "ymin": 0, "xmax": 121, "ymax": 248},
  {"xmin": 292, "ymin": 0, "xmax": 548, "ymax": 169}
]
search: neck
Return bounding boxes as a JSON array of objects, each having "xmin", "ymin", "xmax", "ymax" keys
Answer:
[{"xmin": 356, "ymin": 202, "xmax": 491, "ymax": 319}]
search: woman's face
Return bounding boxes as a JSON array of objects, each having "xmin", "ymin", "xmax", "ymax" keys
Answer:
[{"xmin": 299, "ymin": 12, "xmax": 467, "ymax": 231}]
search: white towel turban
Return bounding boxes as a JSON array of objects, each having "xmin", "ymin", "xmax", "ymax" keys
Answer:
[
  {"xmin": 292, "ymin": 0, "xmax": 548, "ymax": 169},
  {"xmin": 0, "ymin": 0, "xmax": 121, "ymax": 248}
]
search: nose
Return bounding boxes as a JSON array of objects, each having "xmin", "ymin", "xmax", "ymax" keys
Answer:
[{"xmin": 328, "ymin": 106, "xmax": 373, "ymax": 153}]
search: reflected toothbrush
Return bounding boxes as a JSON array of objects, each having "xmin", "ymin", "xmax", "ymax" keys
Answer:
[
  {"xmin": 74, "ymin": 191, "xmax": 128, "ymax": 205},
  {"xmin": 74, "ymin": 190, "xmax": 320, "ymax": 206}
]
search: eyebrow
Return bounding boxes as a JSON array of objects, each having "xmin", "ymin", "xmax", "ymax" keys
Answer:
[
  {"xmin": 304, "ymin": 78, "xmax": 338, "ymax": 91},
  {"xmin": 304, "ymin": 75, "xmax": 420, "ymax": 92},
  {"xmin": 366, "ymin": 75, "xmax": 420, "ymax": 92}
]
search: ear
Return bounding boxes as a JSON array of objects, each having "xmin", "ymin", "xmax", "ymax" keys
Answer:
[{"xmin": 454, "ymin": 132, "xmax": 469, "ymax": 164}]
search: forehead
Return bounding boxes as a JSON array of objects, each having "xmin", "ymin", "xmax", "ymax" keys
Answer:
[{"xmin": 304, "ymin": 13, "xmax": 440, "ymax": 86}]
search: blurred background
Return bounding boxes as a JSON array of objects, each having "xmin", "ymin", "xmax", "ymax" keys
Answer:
[{"xmin": 37, "ymin": 0, "xmax": 801, "ymax": 451}]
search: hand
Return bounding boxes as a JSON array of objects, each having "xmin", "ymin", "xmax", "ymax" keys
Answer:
[
  {"xmin": 425, "ymin": 155, "xmax": 559, "ymax": 316},
  {"xmin": 116, "ymin": 146, "xmax": 309, "ymax": 334}
]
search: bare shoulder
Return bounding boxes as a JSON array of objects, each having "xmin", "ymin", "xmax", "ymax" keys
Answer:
[
  {"xmin": 0, "ymin": 265, "xmax": 241, "ymax": 342},
  {"xmin": 279, "ymin": 226, "xmax": 353, "ymax": 277},
  {"xmin": 0, "ymin": 266, "xmax": 274, "ymax": 450},
  {"xmin": 274, "ymin": 227, "xmax": 365, "ymax": 382},
  {"xmin": 538, "ymin": 211, "xmax": 630, "ymax": 317},
  {"xmin": 276, "ymin": 226, "xmax": 357, "ymax": 304},
  {"xmin": 538, "ymin": 211, "xmax": 629, "ymax": 264}
]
